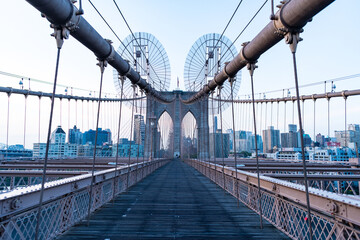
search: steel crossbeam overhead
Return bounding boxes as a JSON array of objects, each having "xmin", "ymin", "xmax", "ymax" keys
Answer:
[
  {"xmin": 183, "ymin": 0, "xmax": 335, "ymax": 104},
  {"xmin": 25, "ymin": 0, "xmax": 171, "ymax": 103}
]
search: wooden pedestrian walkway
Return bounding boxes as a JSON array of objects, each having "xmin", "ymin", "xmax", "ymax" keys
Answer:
[{"xmin": 59, "ymin": 159, "xmax": 288, "ymax": 239}]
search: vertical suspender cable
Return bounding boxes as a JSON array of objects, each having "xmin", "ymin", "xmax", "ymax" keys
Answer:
[
  {"xmin": 87, "ymin": 59, "xmax": 106, "ymax": 224},
  {"xmin": 60, "ymin": 99, "xmax": 62, "ymax": 127},
  {"xmin": 76, "ymin": 100, "xmax": 78, "ymax": 127},
  {"xmin": 247, "ymin": 62, "xmax": 263, "ymax": 228},
  {"xmin": 302, "ymin": 99, "xmax": 305, "ymax": 131},
  {"xmin": 327, "ymin": 98, "xmax": 330, "ymax": 138},
  {"xmin": 276, "ymin": 101, "xmax": 279, "ymax": 130},
  {"xmin": 287, "ymin": 32, "xmax": 313, "ymax": 239},
  {"xmin": 211, "ymin": 92, "xmax": 217, "ymax": 182},
  {"xmin": 136, "ymin": 91, "xmax": 144, "ymax": 182},
  {"xmin": 35, "ymin": 30, "xmax": 64, "ymax": 239},
  {"xmin": 313, "ymin": 99, "xmax": 316, "ymax": 157},
  {"xmin": 113, "ymin": 75, "xmax": 124, "ymax": 200},
  {"xmin": 218, "ymin": 87, "xmax": 226, "ymax": 189},
  {"xmin": 68, "ymin": 99, "xmax": 70, "ymax": 133},
  {"xmin": 229, "ymin": 78, "xmax": 239, "ymax": 206},
  {"xmin": 6, "ymin": 93, "xmax": 10, "ymax": 159},
  {"xmin": 265, "ymin": 102, "xmax": 267, "ymax": 131},
  {"xmin": 344, "ymin": 96, "xmax": 347, "ymax": 147},
  {"xmin": 126, "ymin": 85, "xmax": 136, "ymax": 189},
  {"xmin": 38, "ymin": 96, "xmax": 41, "ymax": 144},
  {"xmin": 284, "ymin": 101, "xmax": 286, "ymax": 132},
  {"xmin": 23, "ymin": 95, "xmax": 28, "ymax": 149},
  {"xmin": 270, "ymin": 102, "xmax": 273, "ymax": 127}
]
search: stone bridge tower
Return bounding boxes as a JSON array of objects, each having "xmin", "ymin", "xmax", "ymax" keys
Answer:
[{"xmin": 144, "ymin": 90, "xmax": 209, "ymax": 159}]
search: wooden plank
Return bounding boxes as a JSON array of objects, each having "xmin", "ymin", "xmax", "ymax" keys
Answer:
[{"xmin": 59, "ymin": 160, "xmax": 288, "ymax": 239}]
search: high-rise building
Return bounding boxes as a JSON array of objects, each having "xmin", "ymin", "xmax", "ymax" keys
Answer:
[
  {"xmin": 133, "ymin": 114, "xmax": 145, "ymax": 145},
  {"xmin": 316, "ymin": 133, "xmax": 325, "ymax": 147},
  {"xmin": 226, "ymin": 129, "xmax": 233, "ymax": 151},
  {"xmin": 213, "ymin": 116, "xmax": 218, "ymax": 133},
  {"xmin": 235, "ymin": 130, "xmax": 252, "ymax": 153},
  {"xmin": 335, "ymin": 124, "xmax": 360, "ymax": 148},
  {"xmin": 50, "ymin": 126, "xmax": 66, "ymax": 144},
  {"xmin": 68, "ymin": 125, "xmax": 83, "ymax": 145},
  {"xmin": 82, "ymin": 128, "xmax": 111, "ymax": 146},
  {"xmin": 209, "ymin": 130, "xmax": 230, "ymax": 158},
  {"xmin": 281, "ymin": 124, "xmax": 299, "ymax": 148},
  {"xmin": 33, "ymin": 126, "xmax": 78, "ymax": 158},
  {"xmin": 262, "ymin": 126, "xmax": 281, "ymax": 153}
]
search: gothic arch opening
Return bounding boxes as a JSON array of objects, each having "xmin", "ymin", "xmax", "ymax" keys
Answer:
[
  {"xmin": 157, "ymin": 111, "xmax": 173, "ymax": 158},
  {"xmin": 181, "ymin": 111, "xmax": 197, "ymax": 158}
]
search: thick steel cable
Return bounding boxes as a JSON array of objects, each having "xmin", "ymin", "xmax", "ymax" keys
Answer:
[
  {"xmin": 218, "ymin": 87, "xmax": 226, "ymax": 189},
  {"xmin": 230, "ymin": 79, "xmax": 239, "ymax": 206},
  {"xmin": 113, "ymin": 76, "xmax": 124, "ymax": 201},
  {"xmin": 87, "ymin": 61, "xmax": 106, "ymax": 224},
  {"xmin": 248, "ymin": 63, "xmax": 263, "ymax": 228},
  {"xmin": 35, "ymin": 47, "xmax": 61, "ymax": 240},
  {"xmin": 126, "ymin": 85, "xmax": 136, "ymax": 190},
  {"xmin": 290, "ymin": 47, "xmax": 313, "ymax": 239}
]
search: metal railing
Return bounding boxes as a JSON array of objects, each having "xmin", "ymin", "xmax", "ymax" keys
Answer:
[
  {"xmin": 0, "ymin": 159, "xmax": 169, "ymax": 239},
  {"xmin": 186, "ymin": 159, "xmax": 360, "ymax": 240}
]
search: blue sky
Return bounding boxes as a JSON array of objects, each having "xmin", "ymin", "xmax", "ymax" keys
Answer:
[{"xmin": 0, "ymin": 0, "xmax": 359, "ymax": 148}]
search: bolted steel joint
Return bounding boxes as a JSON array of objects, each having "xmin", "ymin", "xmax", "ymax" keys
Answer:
[
  {"xmin": 50, "ymin": 26, "xmax": 69, "ymax": 49},
  {"xmin": 96, "ymin": 58, "xmax": 108, "ymax": 73},
  {"xmin": 246, "ymin": 61, "xmax": 258, "ymax": 77}
]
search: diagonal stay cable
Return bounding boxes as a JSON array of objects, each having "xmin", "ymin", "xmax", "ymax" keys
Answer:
[
  {"xmin": 194, "ymin": 0, "xmax": 268, "ymax": 92},
  {"xmin": 88, "ymin": 0, "xmax": 162, "ymax": 90},
  {"xmin": 112, "ymin": 0, "xmax": 166, "ymax": 90}
]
